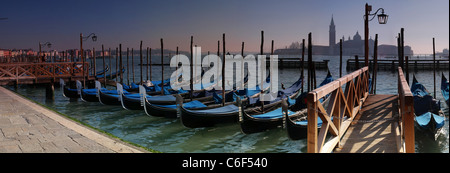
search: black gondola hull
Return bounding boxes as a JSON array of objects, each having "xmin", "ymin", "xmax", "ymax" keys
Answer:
[
  {"xmin": 239, "ymin": 107, "xmax": 303, "ymax": 134},
  {"xmin": 63, "ymin": 86, "xmax": 79, "ymax": 98},
  {"xmin": 239, "ymin": 114, "xmax": 284, "ymax": 134},
  {"xmin": 285, "ymin": 112, "xmax": 308, "ymax": 140},
  {"xmin": 98, "ymin": 90, "xmax": 121, "ymax": 105},
  {"xmin": 81, "ymin": 92, "xmax": 99, "ymax": 102},
  {"xmin": 121, "ymin": 94, "xmax": 143, "ymax": 110},
  {"xmin": 144, "ymin": 100, "xmax": 178, "ymax": 118},
  {"xmin": 180, "ymin": 106, "xmax": 239, "ymax": 128}
]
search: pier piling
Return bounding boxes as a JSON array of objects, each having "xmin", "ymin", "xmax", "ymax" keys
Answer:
[
  {"xmin": 433, "ymin": 38, "xmax": 436, "ymax": 98},
  {"xmin": 161, "ymin": 38, "xmax": 164, "ymax": 95},
  {"xmin": 140, "ymin": 41, "xmax": 143, "ymax": 84}
]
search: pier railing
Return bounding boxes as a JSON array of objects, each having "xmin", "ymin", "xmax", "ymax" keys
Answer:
[
  {"xmin": 397, "ymin": 67, "xmax": 415, "ymax": 153},
  {"xmin": 307, "ymin": 67, "xmax": 370, "ymax": 153},
  {"xmin": 0, "ymin": 62, "xmax": 89, "ymax": 85}
]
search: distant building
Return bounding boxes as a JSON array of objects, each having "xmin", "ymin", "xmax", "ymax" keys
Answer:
[
  {"xmin": 0, "ymin": 49, "xmax": 12, "ymax": 57},
  {"xmin": 275, "ymin": 16, "xmax": 414, "ymax": 57}
]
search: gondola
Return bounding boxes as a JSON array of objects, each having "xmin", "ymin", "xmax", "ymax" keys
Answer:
[
  {"xmin": 76, "ymin": 80, "xmax": 100, "ymax": 102},
  {"xmin": 240, "ymin": 71, "xmax": 334, "ymax": 134},
  {"xmin": 96, "ymin": 68, "xmax": 125, "ymax": 79},
  {"xmin": 60, "ymin": 78, "xmax": 79, "ymax": 98},
  {"xmin": 441, "ymin": 73, "xmax": 449, "ymax": 106},
  {"xmin": 96, "ymin": 80, "xmax": 136, "ymax": 105},
  {"xmin": 59, "ymin": 67, "xmax": 112, "ymax": 99},
  {"xmin": 411, "ymin": 75, "xmax": 445, "ymax": 137},
  {"xmin": 94, "ymin": 65, "xmax": 110, "ymax": 78},
  {"xmin": 139, "ymin": 85, "xmax": 230, "ymax": 118},
  {"xmin": 117, "ymin": 83, "xmax": 174, "ymax": 110},
  {"xmin": 121, "ymin": 73, "xmax": 243, "ymax": 110},
  {"xmin": 118, "ymin": 81, "xmax": 214, "ymax": 110},
  {"xmin": 140, "ymin": 85, "xmax": 238, "ymax": 118},
  {"xmin": 178, "ymin": 75, "xmax": 289, "ymax": 128},
  {"xmin": 284, "ymin": 71, "xmax": 335, "ymax": 139}
]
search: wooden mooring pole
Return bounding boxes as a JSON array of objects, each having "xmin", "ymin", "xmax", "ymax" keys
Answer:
[
  {"xmin": 241, "ymin": 42, "xmax": 245, "ymax": 90},
  {"xmin": 405, "ymin": 56, "xmax": 409, "ymax": 85},
  {"xmin": 119, "ymin": 44, "xmax": 123, "ymax": 84},
  {"xmin": 93, "ymin": 47, "xmax": 96, "ymax": 82},
  {"xmin": 372, "ymin": 34, "xmax": 378, "ymax": 94},
  {"xmin": 301, "ymin": 39, "xmax": 305, "ymax": 93},
  {"xmin": 433, "ymin": 38, "xmax": 436, "ymax": 98},
  {"xmin": 161, "ymin": 38, "xmax": 164, "ymax": 95},
  {"xmin": 339, "ymin": 39, "xmax": 343, "ymax": 78},
  {"xmin": 140, "ymin": 41, "xmax": 143, "ymax": 84},
  {"xmin": 147, "ymin": 47, "xmax": 149, "ymax": 81},
  {"xmin": 260, "ymin": 31, "xmax": 265, "ymax": 111},
  {"xmin": 190, "ymin": 36, "xmax": 194, "ymax": 100},
  {"xmin": 149, "ymin": 48, "xmax": 152, "ymax": 81},
  {"xmin": 307, "ymin": 33, "xmax": 312, "ymax": 92},
  {"xmin": 132, "ymin": 48, "xmax": 135, "ymax": 84},
  {"xmin": 127, "ymin": 47, "xmax": 130, "ymax": 85},
  {"xmin": 102, "ymin": 45, "xmax": 106, "ymax": 87},
  {"xmin": 400, "ymin": 28, "xmax": 405, "ymax": 70},
  {"xmin": 115, "ymin": 47, "xmax": 118, "ymax": 82},
  {"xmin": 222, "ymin": 33, "xmax": 226, "ymax": 106},
  {"xmin": 109, "ymin": 48, "xmax": 112, "ymax": 80}
]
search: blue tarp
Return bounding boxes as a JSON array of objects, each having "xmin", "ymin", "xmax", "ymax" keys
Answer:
[
  {"xmin": 154, "ymin": 100, "xmax": 207, "ymax": 109},
  {"xmin": 147, "ymin": 95, "xmax": 175, "ymax": 102},
  {"xmin": 186, "ymin": 104, "xmax": 239, "ymax": 114},
  {"xmin": 416, "ymin": 112, "xmax": 445, "ymax": 130},
  {"xmin": 441, "ymin": 74, "xmax": 449, "ymax": 105},
  {"xmin": 251, "ymin": 107, "xmax": 295, "ymax": 119}
]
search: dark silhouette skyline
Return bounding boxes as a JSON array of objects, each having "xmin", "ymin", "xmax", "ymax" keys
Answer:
[{"xmin": 0, "ymin": 0, "xmax": 448, "ymax": 54}]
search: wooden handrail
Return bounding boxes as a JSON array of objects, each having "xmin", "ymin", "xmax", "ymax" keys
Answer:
[
  {"xmin": 0, "ymin": 62, "xmax": 89, "ymax": 83},
  {"xmin": 397, "ymin": 67, "xmax": 415, "ymax": 153},
  {"xmin": 307, "ymin": 67, "xmax": 370, "ymax": 153}
]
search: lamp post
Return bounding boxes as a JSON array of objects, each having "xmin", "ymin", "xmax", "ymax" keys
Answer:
[
  {"xmin": 364, "ymin": 3, "xmax": 388, "ymax": 67},
  {"xmin": 80, "ymin": 33, "xmax": 97, "ymax": 88},
  {"xmin": 39, "ymin": 42, "xmax": 52, "ymax": 60}
]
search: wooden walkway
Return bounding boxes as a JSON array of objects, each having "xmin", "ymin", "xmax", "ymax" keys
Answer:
[
  {"xmin": 336, "ymin": 94, "xmax": 401, "ymax": 153},
  {"xmin": 307, "ymin": 67, "xmax": 415, "ymax": 153}
]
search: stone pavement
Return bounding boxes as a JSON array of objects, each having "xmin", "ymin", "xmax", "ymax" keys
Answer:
[{"xmin": 0, "ymin": 86, "xmax": 147, "ymax": 153}]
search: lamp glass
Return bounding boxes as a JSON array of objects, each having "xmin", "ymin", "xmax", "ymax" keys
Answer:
[{"xmin": 377, "ymin": 13, "xmax": 388, "ymax": 24}]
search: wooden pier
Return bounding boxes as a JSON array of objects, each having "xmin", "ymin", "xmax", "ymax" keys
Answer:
[
  {"xmin": 273, "ymin": 59, "xmax": 329, "ymax": 69},
  {"xmin": 0, "ymin": 62, "xmax": 91, "ymax": 85},
  {"xmin": 306, "ymin": 67, "xmax": 414, "ymax": 153},
  {"xmin": 347, "ymin": 58, "xmax": 449, "ymax": 71}
]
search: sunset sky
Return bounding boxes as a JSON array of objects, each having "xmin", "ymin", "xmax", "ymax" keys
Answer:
[{"xmin": 0, "ymin": 0, "xmax": 448, "ymax": 54}]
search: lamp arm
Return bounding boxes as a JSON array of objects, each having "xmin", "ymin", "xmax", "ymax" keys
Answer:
[
  {"xmin": 364, "ymin": 8, "xmax": 385, "ymax": 21},
  {"xmin": 40, "ymin": 42, "xmax": 51, "ymax": 46},
  {"xmin": 82, "ymin": 33, "xmax": 96, "ymax": 41}
]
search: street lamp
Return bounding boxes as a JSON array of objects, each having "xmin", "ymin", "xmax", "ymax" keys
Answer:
[
  {"xmin": 80, "ymin": 33, "xmax": 98, "ymax": 88},
  {"xmin": 39, "ymin": 42, "xmax": 52, "ymax": 58},
  {"xmin": 364, "ymin": 3, "xmax": 388, "ymax": 66}
]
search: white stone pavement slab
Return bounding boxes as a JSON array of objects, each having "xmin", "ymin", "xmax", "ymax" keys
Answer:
[{"xmin": 0, "ymin": 86, "xmax": 147, "ymax": 153}]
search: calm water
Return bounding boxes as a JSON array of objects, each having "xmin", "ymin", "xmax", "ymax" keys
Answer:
[{"xmin": 8, "ymin": 55, "xmax": 449, "ymax": 153}]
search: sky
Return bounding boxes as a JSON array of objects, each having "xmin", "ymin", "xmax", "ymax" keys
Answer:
[{"xmin": 0, "ymin": 0, "xmax": 448, "ymax": 54}]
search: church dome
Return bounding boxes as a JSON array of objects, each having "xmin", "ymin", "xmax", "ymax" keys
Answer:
[{"xmin": 353, "ymin": 31, "xmax": 362, "ymax": 41}]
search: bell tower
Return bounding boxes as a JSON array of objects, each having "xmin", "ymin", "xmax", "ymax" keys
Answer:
[{"xmin": 329, "ymin": 15, "xmax": 336, "ymax": 55}]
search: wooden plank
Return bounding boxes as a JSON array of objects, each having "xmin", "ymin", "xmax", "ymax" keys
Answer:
[{"xmin": 336, "ymin": 95, "xmax": 400, "ymax": 153}]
